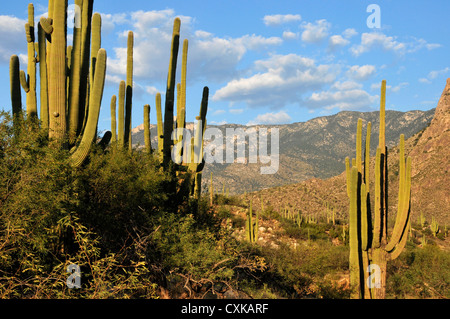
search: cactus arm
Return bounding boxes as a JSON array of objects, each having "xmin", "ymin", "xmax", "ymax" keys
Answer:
[
  {"xmin": 110, "ymin": 95, "xmax": 117, "ymax": 143},
  {"xmin": 69, "ymin": 48, "xmax": 107, "ymax": 167},
  {"xmin": 144, "ymin": 104, "xmax": 151, "ymax": 154},
  {"xmin": 117, "ymin": 80, "xmax": 125, "ymax": 148},
  {"xmin": 39, "ymin": 17, "xmax": 54, "ymax": 35},
  {"xmin": 20, "ymin": 70, "xmax": 30, "ymax": 93},
  {"xmin": 386, "ymin": 155, "xmax": 412, "ymax": 252}
]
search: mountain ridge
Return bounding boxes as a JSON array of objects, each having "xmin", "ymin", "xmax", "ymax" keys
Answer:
[{"xmin": 131, "ymin": 108, "xmax": 435, "ymax": 195}]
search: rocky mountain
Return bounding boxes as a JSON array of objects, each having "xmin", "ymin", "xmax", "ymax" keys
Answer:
[{"xmin": 132, "ymin": 108, "xmax": 435, "ymax": 195}]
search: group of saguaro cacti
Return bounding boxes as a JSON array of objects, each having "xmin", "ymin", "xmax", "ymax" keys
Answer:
[
  {"xmin": 138, "ymin": 18, "xmax": 209, "ymax": 197},
  {"xmin": 10, "ymin": 0, "xmax": 109, "ymax": 167},
  {"xmin": 346, "ymin": 80, "xmax": 412, "ymax": 299}
]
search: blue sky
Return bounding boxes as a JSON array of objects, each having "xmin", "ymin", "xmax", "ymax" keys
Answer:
[{"xmin": 1, "ymin": 0, "xmax": 449, "ymax": 133}]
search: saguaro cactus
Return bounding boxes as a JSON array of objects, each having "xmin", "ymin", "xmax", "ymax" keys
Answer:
[
  {"xmin": 10, "ymin": 55, "xmax": 22, "ymax": 120},
  {"xmin": 246, "ymin": 200, "xmax": 259, "ymax": 243},
  {"xmin": 346, "ymin": 80, "xmax": 412, "ymax": 299}
]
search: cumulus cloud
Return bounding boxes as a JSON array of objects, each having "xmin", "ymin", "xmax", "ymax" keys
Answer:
[
  {"xmin": 301, "ymin": 19, "xmax": 330, "ymax": 43},
  {"xmin": 282, "ymin": 31, "xmax": 299, "ymax": 40},
  {"xmin": 305, "ymin": 88, "xmax": 377, "ymax": 111},
  {"xmin": 263, "ymin": 14, "xmax": 301, "ymax": 26},
  {"xmin": 350, "ymin": 32, "xmax": 441, "ymax": 56},
  {"xmin": 212, "ymin": 53, "xmax": 338, "ymax": 108},
  {"xmin": 346, "ymin": 65, "xmax": 376, "ymax": 81},
  {"xmin": 328, "ymin": 35, "xmax": 350, "ymax": 52},
  {"xmin": 247, "ymin": 110, "xmax": 292, "ymax": 125},
  {"xmin": 106, "ymin": 9, "xmax": 282, "ymax": 84},
  {"xmin": 342, "ymin": 28, "xmax": 358, "ymax": 39},
  {"xmin": 0, "ymin": 15, "xmax": 27, "ymax": 63}
]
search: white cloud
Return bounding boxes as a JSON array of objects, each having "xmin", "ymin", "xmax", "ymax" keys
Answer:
[
  {"xmin": 305, "ymin": 88, "xmax": 377, "ymax": 111},
  {"xmin": 350, "ymin": 32, "xmax": 405, "ymax": 56},
  {"xmin": 100, "ymin": 13, "xmax": 128, "ymax": 35},
  {"xmin": 145, "ymin": 86, "xmax": 160, "ymax": 95},
  {"xmin": 282, "ymin": 31, "xmax": 299, "ymax": 40},
  {"xmin": 428, "ymin": 67, "xmax": 450, "ymax": 79},
  {"xmin": 0, "ymin": 15, "xmax": 27, "ymax": 63},
  {"xmin": 350, "ymin": 32, "xmax": 441, "ymax": 56},
  {"xmin": 212, "ymin": 109, "xmax": 226, "ymax": 115},
  {"xmin": 301, "ymin": 19, "xmax": 330, "ymax": 43},
  {"xmin": 194, "ymin": 30, "xmax": 213, "ymax": 39},
  {"xmin": 106, "ymin": 10, "xmax": 282, "ymax": 84},
  {"xmin": 247, "ymin": 110, "xmax": 291, "ymax": 125},
  {"xmin": 212, "ymin": 53, "xmax": 338, "ymax": 108},
  {"xmin": 263, "ymin": 14, "xmax": 301, "ymax": 26},
  {"xmin": 229, "ymin": 108, "xmax": 244, "ymax": 114},
  {"xmin": 331, "ymin": 81, "xmax": 362, "ymax": 91},
  {"xmin": 418, "ymin": 67, "xmax": 450, "ymax": 84},
  {"xmin": 328, "ymin": 35, "xmax": 350, "ymax": 51},
  {"xmin": 418, "ymin": 78, "xmax": 431, "ymax": 84},
  {"xmin": 346, "ymin": 65, "xmax": 376, "ymax": 81},
  {"xmin": 342, "ymin": 28, "xmax": 358, "ymax": 39}
]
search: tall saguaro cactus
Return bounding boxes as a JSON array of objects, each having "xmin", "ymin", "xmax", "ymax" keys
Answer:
[
  {"xmin": 23, "ymin": 3, "xmax": 38, "ymax": 119},
  {"xmin": 346, "ymin": 80, "xmax": 412, "ymax": 299},
  {"xmin": 163, "ymin": 18, "xmax": 181, "ymax": 168}
]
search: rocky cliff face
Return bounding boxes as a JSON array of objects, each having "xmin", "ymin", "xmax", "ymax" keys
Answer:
[{"xmin": 407, "ymin": 79, "xmax": 450, "ymax": 223}]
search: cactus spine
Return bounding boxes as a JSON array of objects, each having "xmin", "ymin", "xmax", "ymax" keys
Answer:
[{"xmin": 346, "ymin": 80, "xmax": 412, "ymax": 299}]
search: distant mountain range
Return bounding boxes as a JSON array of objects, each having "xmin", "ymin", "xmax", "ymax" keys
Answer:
[{"xmin": 131, "ymin": 108, "xmax": 435, "ymax": 195}]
